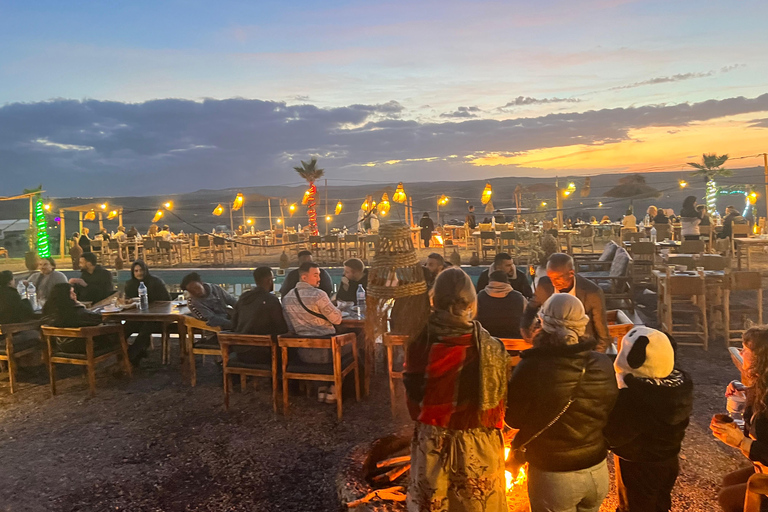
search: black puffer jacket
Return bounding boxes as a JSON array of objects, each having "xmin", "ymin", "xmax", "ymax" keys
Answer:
[
  {"xmin": 124, "ymin": 261, "xmax": 171, "ymax": 303},
  {"xmin": 506, "ymin": 338, "xmax": 618, "ymax": 472},
  {"xmin": 604, "ymin": 371, "xmax": 693, "ymax": 463}
]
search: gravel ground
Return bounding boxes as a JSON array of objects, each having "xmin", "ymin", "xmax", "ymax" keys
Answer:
[{"xmin": 0, "ymin": 341, "xmax": 750, "ymax": 512}]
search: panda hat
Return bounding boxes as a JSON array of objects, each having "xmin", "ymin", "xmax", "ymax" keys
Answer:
[{"xmin": 614, "ymin": 326, "xmax": 675, "ymax": 389}]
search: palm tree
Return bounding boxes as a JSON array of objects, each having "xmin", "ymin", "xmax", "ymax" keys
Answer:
[
  {"xmin": 293, "ymin": 157, "xmax": 325, "ymax": 235},
  {"xmin": 687, "ymin": 153, "xmax": 731, "ymax": 214}
]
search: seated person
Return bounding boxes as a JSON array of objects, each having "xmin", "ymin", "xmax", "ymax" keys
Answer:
[
  {"xmin": 157, "ymin": 225, "xmax": 173, "ymax": 241},
  {"xmin": 230, "ymin": 266, "xmax": 288, "ymax": 363},
  {"xmin": 69, "ymin": 252, "xmax": 114, "ymax": 304},
  {"xmin": 114, "ymin": 226, "xmax": 127, "ymax": 242},
  {"xmin": 522, "ymin": 253, "xmax": 612, "ymax": 352},
  {"xmin": 78, "ymin": 228, "xmax": 92, "ymax": 253},
  {"xmin": 282, "ymin": 262, "xmax": 343, "ymax": 404},
  {"xmin": 26, "ymin": 256, "xmax": 68, "ymax": 302},
  {"xmin": 123, "ymin": 260, "xmax": 171, "ymax": 365},
  {"xmin": 0, "ymin": 270, "xmax": 36, "ymax": 325},
  {"xmin": 718, "ymin": 205, "xmax": 747, "ymax": 239},
  {"xmin": 181, "ymin": 272, "xmax": 237, "ymax": 329},
  {"xmin": 475, "ymin": 271, "xmax": 526, "ymax": 339},
  {"xmin": 335, "ymin": 258, "xmax": 368, "ymax": 303},
  {"xmin": 279, "ymin": 250, "xmax": 333, "ymax": 297},
  {"xmin": 42, "ymin": 283, "xmax": 117, "ymax": 353},
  {"xmin": 424, "ymin": 253, "xmax": 450, "ymax": 290},
  {"xmin": 475, "ymin": 252, "xmax": 532, "ymax": 298}
]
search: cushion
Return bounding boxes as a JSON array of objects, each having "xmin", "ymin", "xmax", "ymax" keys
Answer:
[
  {"xmin": 599, "ymin": 241, "xmax": 619, "ymax": 262},
  {"xmin": 285, "ymin": 352, "xmax": 356, "ymax": 376},
  {"xmin": 0, "ymin": 332, "xmax": 41, "ymax": 355},
  {"xmin": 609, "ymin": 248, "xmax": 631, "ymax": 278},
  {"xmin": 53, "ymin": 340, "xmax": 121, "ymax": 359}
]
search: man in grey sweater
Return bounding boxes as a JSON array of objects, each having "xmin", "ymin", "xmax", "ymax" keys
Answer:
[{"xmin": 180, "ymin": 272, "xmax": 237, "ymax": 329}]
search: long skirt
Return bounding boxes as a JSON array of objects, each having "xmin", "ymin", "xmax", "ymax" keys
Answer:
[{"xmin": 407, "ymin": 422, "xmax": 507, "ymax": 512}]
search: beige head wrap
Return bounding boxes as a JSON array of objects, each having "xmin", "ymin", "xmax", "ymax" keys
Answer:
[{"xmin": 538, "ymin": 293, "xmax": 589, "ymax": 345}]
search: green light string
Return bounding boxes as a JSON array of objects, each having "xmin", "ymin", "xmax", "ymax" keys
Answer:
[{"xmin": 34, "ymin": 196, "xmax": 50, "ymax": 258}]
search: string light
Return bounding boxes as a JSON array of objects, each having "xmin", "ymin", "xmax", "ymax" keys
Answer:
[
  {"xmin": 107, "ymin": 210, "xmax": 118, "ymax": 220},
  {"xmin": 679, "ymin": 180, "xmax": 688, "ymax": 188},
  {"xmin": 393, "ymin": 182, "xmax": 406, "ymax": 203},
  {"xmin": 438, "ymin": 195, "xmax": 449, "ymax": 206},
  {"xmin": 212, "ymin": 204, "xmax": 224, "ymax": 216},
  {"xmin": 84, "ymin": 210, "xmax": 96, "ymax": 221},
  {"xmin": 289, "ymin": 203, "xmax": 297, "ymax": 215},
  {"xmin": 34, "ymin": 197, "xmax": 50, "ymax": 258},
  {"xmin": 325, "ymin": 215, "xmax": 332, "ymax": 222},
  {"xmin": 378, "ymin": 193, "xmax": 391, "ymax": 216},
  {"xmin": 43, "ymin": 203, "xmax": 51, "ymax": 211},
  {"xmin": 481, "ymin": 183, "xmax": 493, "ymax": 205},
  {"xmin": 164, "ymin": 201, "xmax": 173, "ymax": 209},
  {"xmin": 335, "ymin": 201, "xmax": 343, "ymax": 215},
  {"xmin": 152, "ymin": 210, "xmax": 164, "ymax": 223},
  {"xmin": 100, "ymin": 203, "xmax": 107, "ymax": 210},
  {"xmin": 232, "ymin": 193, "xmax": 244, "ymax": 211},
  {"xmin": 246, "ymin": 218, "xmax": 254, "ymax": 225}
]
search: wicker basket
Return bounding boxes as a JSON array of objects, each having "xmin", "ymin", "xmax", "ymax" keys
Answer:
[{"xmin": 367, "ymin": 223, "xmax": 427, "ymax": 299}]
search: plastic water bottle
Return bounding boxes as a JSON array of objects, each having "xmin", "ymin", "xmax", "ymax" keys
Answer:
[
  {"xmin": 650, "ymin": 226, "xmax": 657, "ymax": 243},
  {"xmin": 138, "ymin": 282, "xmax": 149, "ymax": 310},
  {"xmin": 26, "ymin": 283, "xmax": 37, "ymax": 310},
  {"xmin": 17, "ymin": 281, "xmax": 27, "ymax": 300},
  {"xmin": 356, "ymin": 284, "xmax": 365, "ymax": 309}
]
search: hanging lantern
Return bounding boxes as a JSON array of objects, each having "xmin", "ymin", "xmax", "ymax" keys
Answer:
[
  {"xmin": 438, "ymin": 195, "xmax": 449, "ymax": 206},
  {"xmin": 393, "ymin": 182, "xmax": 407, "ymax": 203},
  {"xmin": 84, "ymin": 210, "xmax": 96, "ymax": 221},
  {"xmin": 335, "ymin": 201, "xmax": 343, "ymax": 215},
  {"xmin": 481, "ymin": 183, "xmax": 493, "ymax": 205},
  {"xmin": 100, "ymin": 203, "xmax": 108, "ymax": 210},
  {"xmin": 164, "ymin": 201, "xmax": 173, "ymax": 210},
  {"xmin": 378, "ymin": 193, "xmax": 391, "ymax": 216},
  {"xmin": 152, "ymin": 210, "xmax": 164, "ymax": 223},
  {"xmin": 749, "ymin": 191, "xmax": 758, "ymax": 205},
  {"xmin": 107, "ymin": 210, "xmax": 118, "ymax": 220},
  {"xmin": 232, "ymin": 193, "xmax": 244, "ymax": 211},
  {"xmin": 580, "ymin": 177, "xmax": 591, "ymax": 197},
  {"xmin": 289, "ymin": 203, "xmax": 297, "ymax": 216},
  {"xmin": 362, "ymin": 195, "xmax": 373, "ymax": 211},
  {"xmin": 212, "ymin": 204, "xmax": 224, "ymax": 216}
]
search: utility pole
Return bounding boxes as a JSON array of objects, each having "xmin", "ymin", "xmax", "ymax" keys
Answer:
[
  {"xmin": 325, "ymin": 178, "xmax": 329, "ymax": 235},
  {"xmin": 763, "ymin": 153, "xmax": 768, "ymax": 222}
]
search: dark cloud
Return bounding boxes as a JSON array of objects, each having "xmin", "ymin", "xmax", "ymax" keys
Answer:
[
  {"xmin": 500, "ymin": 96, "xmax": 580, "ymax": 108},
  {"xmin": 440, "ymin": 106, "xmax": 481, "ymax": 118},
  {"xmin": 748, "ymin": 117, "xmax": 768, "ymax": 128},
  {"xmin": 610, "ymin": 65, "xmax": 741, "ymax": 90},
  {"xmin": 1, "ymin": 94, "xmax": 767, "ymax": 196}
]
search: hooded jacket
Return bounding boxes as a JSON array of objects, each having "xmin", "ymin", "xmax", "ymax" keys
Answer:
[
  {"xmin": 124, "ymin": 261, "xmax": 171, "ymax": 303},
  {"xmin": 475, "ymin": 263, "xmax": 533, "ymax": 298},
  {"xmin": 231, "ymin": 287, "xmax": 288, "ymax": 336},
  {"xmin": 0, "ymin": 286, "xmax": 35, "ymax": 324},
  {"xmin": 604, "ymin": 371, "xmax": 693, "ymax": 463},
  {"xmin": 506, "ymin": 338, "xmax": 618, "ymax": 472}
]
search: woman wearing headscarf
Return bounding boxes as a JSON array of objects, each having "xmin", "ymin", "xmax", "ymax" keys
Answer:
[
  {"xmin": 506, "ymin": 294, "xmax": 618, "ymax": 512},
  {"xmin": 42, "ymin": 283, "xmax": 115, "ymax": 353},
  {"xmin": 123, "ymin": 260, "xmax": 171, "ymax": 365},
  {"xmin": 680, "ymin": 195, "xmax": 703, "ymax": 241},
  {"xmin": 404, "ymin": 267, "xmax": 509, "ymax": 512}
]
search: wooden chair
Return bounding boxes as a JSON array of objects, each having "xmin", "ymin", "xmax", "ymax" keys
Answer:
[
  {"xmin": 41, "ymin": 324, "xmax": 132, "ymax": 396},
  {"xmin": 142, "ymin": 239, "xmax": 159, "ymax": 265},
  {"xmin": 571, "ymin": 226, "xmax": 595, "ymax": 254},
  {"xmin": 363, "ymin": 235, "xmax": 380, "ymax": 264},
  {"xmin": 744, "ymin": 473, "xmax": 768, "ymax": 512},
  {"xmin": 0, "ymin": 320, "xmax": 43, "ymax": 393},
  {"xmin": 607, "ymin": 310, "xmax": 635, "ymax": 352},
  {"xmin": 720, "ymin": 271, "xmax": 763, "ymax": 346},
  {"xmin": 196, "ymin": 235, "xmax": 213, "ymax": 264},
  {"xmin": 621, "ymin": 231, "xmax": 642, "ymax": 243},
  {"xmin": 184, "ymin": 316, "xmax": 222, "ymax": 387},
  {"xmin": 277, "ymin": 332, "xmax": 360, "ymax": 419},
  {"xmin": 218, "ymin": 332, "xmax": 278, "ymax": 412},
  {"xmin": 321, "ymin": 235, "xmax": 340, "ymax": 264},
  {"xmin": 654, "ymin": 223, "xmax": 671, "ymax": 241},
  {"xmin": 700, "ymin": 254, "xmax": 729, "ymax": 271},
  {"xmin": 382, "ymin": 333, "xmax": 407, "ymax": 415},
  {"xmin": 91, "ymin": 240, "xmax": 107, "ymax": 264},
  {"xmin": 679, "ymin": 239, "xmax": 706, "ymax": 254},
  {"xmin": 157, "ymin": 240, "xmax": 178, "ymax": 266},
  {"xmin": 730, "ymin": 224, "xmax": 752, "ymax": 257},
  {"xmin": 480, "ymin": 231, "xmax": 498, "ymax": 263},
  {"xmin": 666, "ymin": 255, "xmax": 695, "ymax": 270},
  {"xmin": 212, "ymin": 237, "xmax": 235, "ymax": 265},
  {"xmin": 499, "ymin": 231, "xmax": 516, "ymax": 253},
  {"xmin": 628, "ymin": 241, "xmax": 655, "ymax": 283},
  {"xmin": 342, "ymin": 234, "xmax": 360, "ymax": 260},
  {"xmin": 658, "ymin": 272, "xmax": 708, "ymax": 349}
]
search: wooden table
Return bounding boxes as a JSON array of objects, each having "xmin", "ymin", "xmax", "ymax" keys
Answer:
[
  {"xmin": 101, "ymin": 301, "xmax": 190, "ymax": 364},
  {"xmin": 652, "ymin": 269, "xmax": 725, "ymax": 335},
  {"xmin": 734, "ymin": 237, "xmax": 768, "ymax": 270},
  {"xmin": 558, "ymin": 229, "xmax": 580, "ymax": 254}
]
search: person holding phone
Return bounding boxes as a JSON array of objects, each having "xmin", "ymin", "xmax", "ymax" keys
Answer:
[{"xmin": 711, "ymin": 326, "xmax": 768, "ymax": 511}]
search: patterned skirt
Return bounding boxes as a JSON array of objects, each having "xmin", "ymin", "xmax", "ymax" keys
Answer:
[{"xmin": 407, "ymin": 422, "xmax": 507, "ymax": 512}]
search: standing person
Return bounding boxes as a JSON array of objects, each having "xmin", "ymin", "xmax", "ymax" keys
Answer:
[
  {"xmin": 69, "ymin": 233, "xmax": 83, "ymax": 270},
  {"xmin": 230, "ymin": 267, "xmax": 288, "ymax": 363},
  {"xmin": 69, "ymin": 252, "xmax": 114, "ymax": 304},
  {"xmin": 680, "ymin": 195, "xmax": 703, "ymax": 241},
  {"xmin": 369, "ymin": 211, "xmax": 380, "ymax": 233},
  {"xmin": 26, "ymin": 257, "xmax": 68, "ymax": 302},
  {"xmin": 712, "ymin": 327, "xmax": 768, "ymax": 511},
  {"xmin": 523, "ymin": 253, "xmax": 612, "ymax": 352},
  {"xmin": 123, "ymin": 260, "xmax": 171, "ymax": 365},
  {"xmin": 281, "ymin": 262, "xmax": 344, "ymax": 403},
  {"xmin": 475, "ymin": 271, "xmax": 526, "ymax": 339},
  {"xmin": 419, "ymin": 212, "xmax": 435, "ymax": 248},
  {"xmin": 466, "ymin": 204, "xmax": 477, "ymax": 230},
  {"xmin": 507, "ymin": 294, "xmax": 618, "ymax": 512},
  {"xmin": 0, "ymin": 270, "xmax": 35, "ymax": 324},
  {"xmin": 335, "ymin": 258, "xmax": 367, "ymax": 303},
  {"xmin": 78, "ymin": 227, "xmax": 92, "ymax": 253},
  {"xmin": 181, "ymin": 272, "xmax": 237, "ymax": 329},
  {"xmin": 475, "ymin": 252, "xmax": 533, "ymax": 299},
  {"xmin": 279, "ymin": 250, "xmax": 333, "ymax": 297},
  {"xmin": 404, "ymin": 268, "xmax": 509, "ymax": 512},
  {"xmin": 605, "ymin": 327, "xmax": 693, "ymax": 512}
]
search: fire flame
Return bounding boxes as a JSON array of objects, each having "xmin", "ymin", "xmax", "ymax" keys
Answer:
[{"xmin": 504, "ymin": 447, "xmax": 527, "ymax": 492}]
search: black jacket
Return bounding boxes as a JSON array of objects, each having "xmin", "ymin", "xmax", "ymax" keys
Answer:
[
  {"xmin": 0, "ymin": 286, "xmax": 35, "ymax": 325},
  {"xmin": 604, "ymin": 371, "xmax": 693, "ymax": 463},
  {"xmin": 475, "ymin": 289, "xmax": 525, "ymax": 339},
  {"xmin": 48, "ymin": 303, "xmax": 103, "ymax": 328},
  {"xmin": 78, "ymin": 235, "xmax": 91, "ymax": 253},
  {"xmin": 125, "ymin": 264, "xmax": 171, "ymax": 303},
  {"xmin": 476, "ymin": 268, "xmax": 532, "ymax": 299},
  {"xmin": 76, "ymin": 265, "xmax": 114, "ymax": 304},
  {"xmin": 336, "ymin": 271, "xmax": 368, "ymax": 303},
  {"xmin": 231, "ymin": 287, "xmax": 288, "ymax": 336},
  {"xmin": 523, "ymin": 275, "xmax": 612, "ymax": 352},
  {"xmin": 279, "ymin": 267, "xmax": 333, "ymax": 297},
  {"xmin": 506, "ymin": 339, "xmax": 618, "ymax": 472},
  {"xmin": 466, "ymin": 213, "xmax": 477, "ymax": 229},
  {"xmin": 419, "ymin": 217, "xmax": 435, "ymax": 240}
]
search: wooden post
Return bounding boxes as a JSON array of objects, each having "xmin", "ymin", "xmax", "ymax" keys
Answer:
[
  {"xmin": 268, "ymin": 198, "xmax": 273, "ymax": 230},
  {"xmin": 763, "ymin": 153, "xmax": 768, "ymax": 222},
  {"xmin": 229, "ymin": 204, "xmax": 234, "ymax": 233},
  {"xmin": 78, "ymin": 211, "xmax": 83, "ymax": 233},
  {"xmin": 118, "ymin": 209, "xmax": 123, "ymax": 228},
  {"xmin": 325, "ymin": 179, "xmax": 329, "ymax": 235},
  {"xmin": 279, "ymin": 200, "xmax": 285, "ymax": 224},
  {"xmin": 98, "ymin": 212, "xmax": 104, "ymax": 231},
  {"xmin": 60, "ymin": 210, "xmax": 66, "ymax": 259},
  {"xmin": 28, "ymin": 196, "xmax": 33, "ymax": 250}
]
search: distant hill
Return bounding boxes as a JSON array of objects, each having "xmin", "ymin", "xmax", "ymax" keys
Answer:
[{"xmin": 1, "ymin": 167, "xmax": 764, "ymax": 245}]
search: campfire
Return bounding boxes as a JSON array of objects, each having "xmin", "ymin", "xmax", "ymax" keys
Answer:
[{"xmin": 341, "ymin": 435, "xmax": 530, "ymax": 510}]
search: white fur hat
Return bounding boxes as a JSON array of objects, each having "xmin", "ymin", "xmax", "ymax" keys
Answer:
[{"xmin": 614, "ymin": 326, "xmax": 675, "ymax": 389}]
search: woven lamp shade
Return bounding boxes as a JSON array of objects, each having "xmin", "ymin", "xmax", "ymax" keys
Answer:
[{"xmin": 367, "ymin": 223, "xmax": 427, "ymax": 300}]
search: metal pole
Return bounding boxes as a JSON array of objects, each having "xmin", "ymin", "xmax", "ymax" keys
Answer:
[
  {"xmin": 229, "ymin": 204, "xmax": 234, "ymax": 233},
  {"xmin": 79, "ymin": 211, "xmax": 83, "ymax": 233},
  {"xmin": 60, "ymin": 209, "xmax": 66, "ymax": 259},
  {"xmin": 29, "ymin": 196, "xmax": 33, "ymax": 250},
  {"xmin": 325, "ymin": 179, "xmax": 328, "ymax": 235}
]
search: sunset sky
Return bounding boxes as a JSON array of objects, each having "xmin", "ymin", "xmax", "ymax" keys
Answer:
[{"xmin": 1, "ymin": 0, "xmax": 767, "ymax": 196}]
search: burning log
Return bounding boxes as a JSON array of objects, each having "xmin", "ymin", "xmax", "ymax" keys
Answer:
[
  {"xmin": 346, "ymin": 486, "xmax": 406, "ymax": 509},
  {"xmin": 375, "ymin": 455, "xmax": 411, "ymax": 469},
  {"xmin": 371, "ymin": 463, "xmax": 411, "ymax": 483}
]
